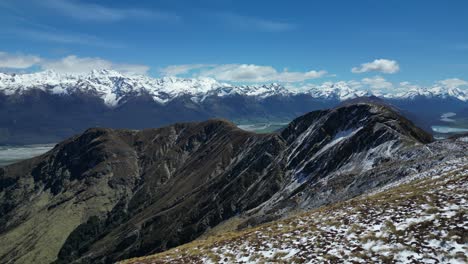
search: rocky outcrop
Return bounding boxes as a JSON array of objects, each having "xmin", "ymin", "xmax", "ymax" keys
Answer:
[{"xmin": 1, "ymin": 103, "xmax": 457, "ymax": 264}]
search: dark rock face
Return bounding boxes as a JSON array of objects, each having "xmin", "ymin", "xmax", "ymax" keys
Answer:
[
  {"xmin": 0, "ymin": 118, "xmax": 285, "ymax": 263},
  {"xmin": 245, "ymin": 104, "xmax": 435, "ymax": 221},
  {"xmin": 1, "ymin": 103, "xmax": 456, "ymax": 264}
]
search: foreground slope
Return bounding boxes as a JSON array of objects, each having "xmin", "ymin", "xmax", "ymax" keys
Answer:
[
  {"xmin": 122, "ymin": 155, "xmax": 468, "ymax": 264},
  {"xmin": 0, "ymin": 103, "xmax": 463, "ymax": 264}
]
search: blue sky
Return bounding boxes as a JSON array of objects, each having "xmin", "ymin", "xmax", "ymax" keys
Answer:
[{"xmin": 0, "ymin": 0, "xmax": 467, "ymax": 91}]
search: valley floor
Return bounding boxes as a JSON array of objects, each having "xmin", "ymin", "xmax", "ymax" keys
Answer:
[
  {"xmin": 0, "ymin": 144, "xmax": 54, "ymax": 167},
  {"xmin": 122, "ymin": 161, "xmax": 468, "ymax": 264}
]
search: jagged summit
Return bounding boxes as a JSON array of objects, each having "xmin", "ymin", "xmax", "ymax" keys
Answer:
[
  {"xmin": 0, "ymin": 70, "xmax": 466, "ymax": 107},
  {"xmin": 1, "ymin": 70, "xmax": 466, "ymax": 145}
]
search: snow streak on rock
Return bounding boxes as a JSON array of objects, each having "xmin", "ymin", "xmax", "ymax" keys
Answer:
[{"xmin": 122, "ymin": 161, "xmax": 467, "ymax": 264}]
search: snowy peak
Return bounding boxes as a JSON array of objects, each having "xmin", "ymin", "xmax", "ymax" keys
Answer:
[
  {"xmin": 0, "ymin": 70, "xmax": 230, "ymax": 106},
  {"xmin": 0, "ymin": 70, "xmax": 467, "ymax": 106},
  {"xmin": 388, "ymin": 86, "xmax": 468, "ymax": 101},
  {"xmin": 306, "ymin": 81, "xmax": 372, "ymax": 100}
]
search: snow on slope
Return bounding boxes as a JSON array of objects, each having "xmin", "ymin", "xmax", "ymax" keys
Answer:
[
  {"xmin": 0, "ymin": 70, "xmax": 232, "ymax": 106},
  {"xmin": 0, "ymin": 70, "xmax": 467, "ymax": 107},
  {"xmin": 386, "ymin": 86, "xmax": 468, "ymax": 102},
  {"xmin": 121, "ymin": 158, "xmax": 468, "ymax": 264}
]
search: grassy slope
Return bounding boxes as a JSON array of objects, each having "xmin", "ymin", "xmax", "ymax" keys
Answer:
[
  {"xmin": 0, "ymin": 179, "xmax": 118, "ymax": 264},
  {"xmin": 121, "ymin": 164, "xmax": 467, "ymax": 264}
]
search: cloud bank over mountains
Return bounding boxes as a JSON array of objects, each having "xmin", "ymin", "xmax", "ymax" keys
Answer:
[
  {"xmin": 161, "ymin": 64, "xmax": 327, "ymax": 83},
  {"xmin": 0, "ymin": 51, "xmax": 149, "ymax": 74},
  {"xmin": 0, "ymin": 52, "xmax": 42, "ymax": 69},
  {"xmin": 1, "ymin": 51, "xmax": 467, "ymax": 95}
]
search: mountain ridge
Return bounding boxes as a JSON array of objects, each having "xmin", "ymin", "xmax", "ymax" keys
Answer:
[
  {"xmin": 120, "ymin": 158, "xmax": 467, "ymax": 264},
  {"xmin": 1, "ymin": 70, "xmax": 466, "ymax": 145},
  {"xmin": 2, "ymin": 102, "xmax": 465, "ymax": 264},
  {"xmin": 1, "ymin": 70, "xmax": 467, "ymax": 106}
]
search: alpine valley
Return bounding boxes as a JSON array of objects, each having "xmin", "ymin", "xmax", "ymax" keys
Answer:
[
  {"xmin": 0, "ymin": 70, "xmax": 467, "ymax": 144},
  {"xmin": 0, "ymin": 102, "xmax": 467, "ymax": 263}
]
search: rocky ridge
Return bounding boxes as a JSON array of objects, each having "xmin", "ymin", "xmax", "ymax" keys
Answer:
[{"xmin": 0, "ymin": 103, "xmax": 466, "ymax": 264}]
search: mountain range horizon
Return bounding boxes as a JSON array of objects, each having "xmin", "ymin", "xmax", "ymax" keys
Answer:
[
  {"xmin": 1, "ymin": 69, "xmax": 467, "ymax": 146},
  {"xmin": 1, "ymin": 1, "xmax": 467, "ymax": 263},
  {"xmin": 2, "ymin": 69, "xmax": 467, "ymax": 105}
]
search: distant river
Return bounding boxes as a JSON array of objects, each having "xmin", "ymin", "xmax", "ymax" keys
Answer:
[
  {"xmin": 0, "ymin": 144, "xmax": 55, "ymax": 167},
  {"xmin": 431, "ymin": 126, "xmax": 468, "ymax": 134}
]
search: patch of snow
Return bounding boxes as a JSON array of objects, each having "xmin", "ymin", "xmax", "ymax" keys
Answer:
[{"xmin": 313, "ymin": 127, "xmax": 364, "ymax": 158}]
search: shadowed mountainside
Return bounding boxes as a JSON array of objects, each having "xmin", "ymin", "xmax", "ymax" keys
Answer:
[{"xmin": 1, "ymin": 103, "xmax": 458, "ymax": 264}]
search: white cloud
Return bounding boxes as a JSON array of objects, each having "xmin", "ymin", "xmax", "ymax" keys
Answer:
[
  {"xmin": 112, "ymin": 64, "xmax": 150, "ymax": 75},
  {"xmin": 436, "ymin": 78, "xmax": 468, "ymax": 89},
  {"xmin": 0, "ymin": 9, "xmax": 121, "ymax": 48},
  {"xmin": 274, "ymin": 70, "xmax": 328, "ymax": 82},
  {"xmin": 201, "ymin": 64, "xmax": 276, "ymax": 82},
  {"xmin": 160, "ymin": 64, "xmax": 327, "ymax": 82},
  {"xmin": 41, "ymin": 55, "xmax": 149, "ymax": 74},
  {"xmin": 0, "ymin": 51, "xmax": 149, "ymax": 74},
  {"xmin": 0, "ymin": 52, "xmax": 41, "ymax": 69},
  {"xmin": 199, "ymin": 64, "xmax": 326, "ymax": 82},
  {"xmin": 398, "ymin": 81, "xmax": 421, "ymax": 90},
  {"xmin": 352, "ymin": 59, "xmax": 400, "ymax": 74},
  {"xmin": 42, "ymin": 0, "xmax": 180, "ymax": 22},
  {"xmin": 361, "ymin": 76, "xmax": 393, "ymax": 90},
  {"xmin": 344, "ymin": 80, "xmax": 363, "ymax": 90},
  {"xmin": 160, "ymin": 64, "xmax": 212, "ymax": 76},
  {"xmin": 14, "ymin": 28, "xmax": 122, "ymax": 48}
]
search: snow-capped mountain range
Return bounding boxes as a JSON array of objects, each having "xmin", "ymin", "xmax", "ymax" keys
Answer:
[
  {"xmin": 1, "ymin": 69, "xmax": 467, "ymax": 145},
  {"xmin": 0, "ymin": 69, "xmax": 466, "ymax": 106}
]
